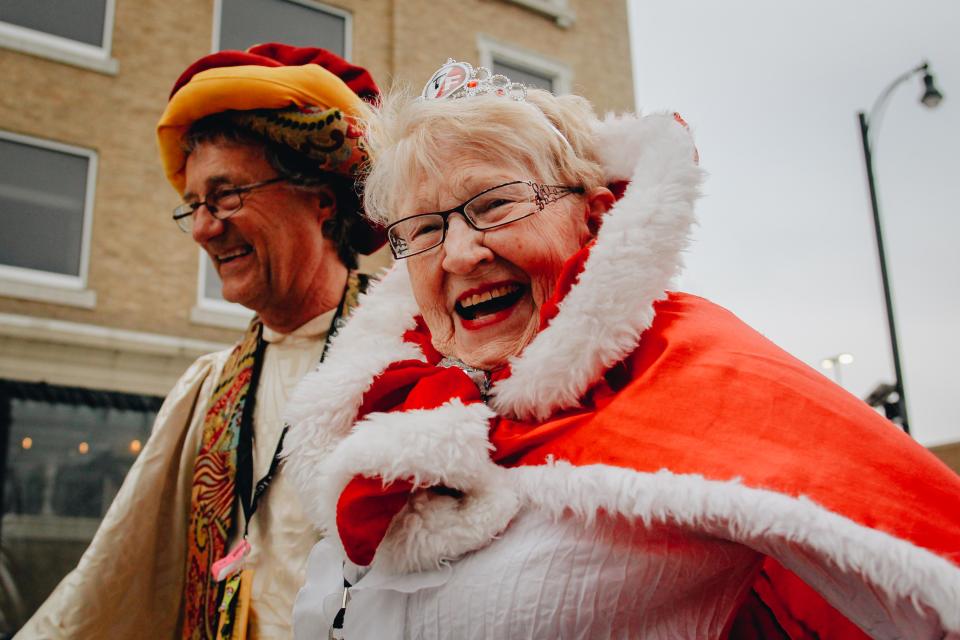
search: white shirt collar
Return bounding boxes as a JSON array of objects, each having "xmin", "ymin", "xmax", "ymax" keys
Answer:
[{"xmin": 262, "ymin": 306, "xmax": 338, "ymax": 345}]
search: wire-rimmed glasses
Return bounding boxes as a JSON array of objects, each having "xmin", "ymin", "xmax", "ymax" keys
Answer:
[
  {"xmin": 172, "ymin": 176, "xmax": 285, "ymax": 233},
  {"xmin": 385, "ymin": 180, "xmax": 584, "ymax": 259}
]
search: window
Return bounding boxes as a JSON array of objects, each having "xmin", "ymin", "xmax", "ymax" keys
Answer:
[
  {"xmin": 214, "ymin": 0, "xmax": 350, "ymax": 55},
  {"xmin": 195, "ymin": 0, "xmax": 350, "ymax": 328},
  {"xmin": 0, "ymin": 131, "xmax": 97, "ymax": 308},
  {"xmin": 190, "ymin": 254, "xmax": 253, "ymax": 330},
  {"xmin": 493, "ymin": 60, "xmax": 556, "ymax": 93},
  {"xmin": 0, "ymin": 380, "xmax": 161, "ymax": 635},
  {"xmin": 477, "ymin": 36, "xmax": 572, "ymax": 95},
  {"xmin": 0, "ymin": 0, "xmax": 118, "ymax": 74},
  {"xmin": 501, "ymin": 0, "xmax": 575, "ymax": 27}
]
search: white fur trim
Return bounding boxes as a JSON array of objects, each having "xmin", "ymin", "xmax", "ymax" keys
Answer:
[
  {"xmin": 282, "ymin": 263, "xmax": 423, "ymax": 526},
  {"xmin": 508, "ymin": 462, "xmax": 960, "ymax": 637},
  {"xmin": 331, "ymin": 399, "xmax": 498, "ymax": 489},
  {"xmin": 290, "ymin": 398, "xmax": 520, "ymax": 573},
  {"xmin": 491, "ymin": 113, "xmax": 702, "ymax": 420},
  {"xmin": 378, "ymin": 468, "xmax": 520, "ymax": 573},
  {"xmin": 349, "ymin": 401, "xmax": 518, "ymax": 574}
]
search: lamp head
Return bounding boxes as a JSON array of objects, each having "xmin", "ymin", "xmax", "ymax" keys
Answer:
[{"xmin": 921, "ymin": 69, "xmax": 944, "ymax": 108}]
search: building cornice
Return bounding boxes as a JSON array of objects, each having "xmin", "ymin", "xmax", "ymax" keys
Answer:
[{"xmin": 0, "ymin": 312, "xmax": 230, "ymax": 396}]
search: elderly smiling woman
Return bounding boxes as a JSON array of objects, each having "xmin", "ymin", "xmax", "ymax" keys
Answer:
[{"xmin": 282, "ymin": 61, "xmax": 960, "ymax": 639}]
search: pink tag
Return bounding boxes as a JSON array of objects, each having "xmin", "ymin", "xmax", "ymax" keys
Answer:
[{"xmin": 212, "ymin": 539, "xmax": 251, "ymax": 582}]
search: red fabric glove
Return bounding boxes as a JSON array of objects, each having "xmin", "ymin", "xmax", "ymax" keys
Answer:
[
  {"xmin": 337, "ymin": 476, "xmax": 413, "ymax": 566},
  {"xmin": 337, "ymin": 363, "xmax": 485, "ymax": 565}
]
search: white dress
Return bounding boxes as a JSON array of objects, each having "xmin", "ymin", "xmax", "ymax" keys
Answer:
[{"xmin": 294, "ymin": 508, "xmax": 761, "ymax": 640}]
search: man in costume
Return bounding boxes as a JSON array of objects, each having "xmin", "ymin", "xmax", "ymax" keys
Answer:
[{"xmin": 18, "ymin": 43, "xmax": 383, "ymax": 639}]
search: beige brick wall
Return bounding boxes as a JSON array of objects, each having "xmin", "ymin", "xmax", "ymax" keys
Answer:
[
  {"xmin": 0, "ymin": 0, "xmax": 231, "ymax": 343},
  {"xmin": 386, "ymin": 0, "xmax": 634, "ymax": 112},
  {"xmin": 1, "ymin": 0, "xmax": 634, "ymax": 364}
]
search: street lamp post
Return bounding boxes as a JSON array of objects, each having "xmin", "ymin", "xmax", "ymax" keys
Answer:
[{"xmin": 857, "ymin": 61, "xmax": 943, "ymax": 436}]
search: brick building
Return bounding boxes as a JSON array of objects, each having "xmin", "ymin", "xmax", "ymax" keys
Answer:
[{"xmin": 0, "ymin": 0, "xmax": 634, "ymax": 630}]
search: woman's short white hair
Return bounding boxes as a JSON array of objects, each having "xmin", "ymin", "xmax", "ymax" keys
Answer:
[{"xmin": 362, "ymin": 87, "xmax": 606, "ymax": 225}]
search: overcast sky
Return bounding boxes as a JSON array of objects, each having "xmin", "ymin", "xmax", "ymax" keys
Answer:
[{"xmin": 629, "ymin": 0, "xmax": 959, "ymax": 446}]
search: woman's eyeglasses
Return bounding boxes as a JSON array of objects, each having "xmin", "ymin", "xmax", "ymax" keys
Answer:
[{"xmin": 385, "ymin": 180, "xmax": 584, "ymax": 259}]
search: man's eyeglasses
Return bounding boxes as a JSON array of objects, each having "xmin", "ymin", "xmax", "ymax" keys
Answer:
[
  {"xmin": 386, "ymin": 180, "xmax": 584, "ymax": 259},
  {"xmin": 172, "ymin": 176, "xmax": 285, "ymax": 233}
]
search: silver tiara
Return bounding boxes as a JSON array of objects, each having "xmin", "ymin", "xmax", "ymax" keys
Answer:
[{"xmin": 421, "ymin": 59, "xmax": 527, "ymax": 102}]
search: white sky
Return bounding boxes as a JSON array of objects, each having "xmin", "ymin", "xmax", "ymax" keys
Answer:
[{"xmin": 628, "ymin": 0, "xmax": 959, "ymax": 446}]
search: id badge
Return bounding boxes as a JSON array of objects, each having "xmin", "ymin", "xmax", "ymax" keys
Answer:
[{"xmin": 216, "ymin": 568, "xmax": 254, "ymax": 640}]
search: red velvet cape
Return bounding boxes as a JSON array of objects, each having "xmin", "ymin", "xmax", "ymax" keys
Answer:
[{"xmin": 338, "ymin": 291, "xmax": 960, "ymax": 638}]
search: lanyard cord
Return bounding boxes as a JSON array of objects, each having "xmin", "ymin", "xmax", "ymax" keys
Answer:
[
  {"xmin": 234, "ymin": 324, "xmax": 267, "ymax": 538},
  {"xmin": 234, "ymin": 274, "xmax": 358, "ymax": 538}
]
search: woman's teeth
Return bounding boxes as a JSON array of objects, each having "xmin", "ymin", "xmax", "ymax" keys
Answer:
[
  {"xmin": 460, "ymin": 285, "xmax": 519, "ymax": 309},
  {"xmin": 456, "ymin": 284, "xmax": 525, "ymax": 320}
]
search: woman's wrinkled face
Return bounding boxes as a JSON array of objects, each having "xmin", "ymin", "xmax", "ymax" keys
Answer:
[{"xmin": 400, "ymin": 153, "xmax": 609, "ymax": 370}]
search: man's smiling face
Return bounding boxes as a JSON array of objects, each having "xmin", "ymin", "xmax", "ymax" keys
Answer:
[{"xmin": 183, "ymin": 140, "xmax": 329, "ymax": 316}]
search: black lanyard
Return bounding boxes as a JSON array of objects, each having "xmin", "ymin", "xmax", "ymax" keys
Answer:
[{"xmin": 233, "ymin": 275, "xmax": 358, "ymax": 537}]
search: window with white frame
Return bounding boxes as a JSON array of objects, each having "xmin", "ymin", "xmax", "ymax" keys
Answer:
[
  {"xmin": 493, "ymin": 60, "xmax": 556, "ymax": 92},
  {"xmin": 0, "ymin": 131, "xmax": 97, "ymax": 308},
  {"xmin": 194, "ymin": 0, "xmax": 350, "ymax": 326},
  {"xmin": 0, "ymin": 0, "xmax": 117, "ymax": 74},
  {"xmin": 477, "ymin": 36, "xmax": 571, "ymax": 95},
  {"xmin": 215, "ymin": 0, "xmax": 349, "ymax": 55},
  {"xmin": 501, "ymin": 0, "xmax": 575, "ymax": 28},
  {"xmin": 191, "ymin": 253, "xmax": 253, "ymax": 331}
]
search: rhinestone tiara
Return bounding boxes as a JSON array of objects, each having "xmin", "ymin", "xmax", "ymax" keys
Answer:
[
  {"xmin": 419, "ymin": 58, "xmax": 573, "ymax": 149},
  {"xmin": 421, "ymin": 59, "xmax": 528, "ymax": 102}
]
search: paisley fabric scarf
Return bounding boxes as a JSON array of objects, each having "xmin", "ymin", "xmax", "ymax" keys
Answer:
[{"xmin": 182, "ymin": 272, "xmax": 368, "ymax": 640}]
